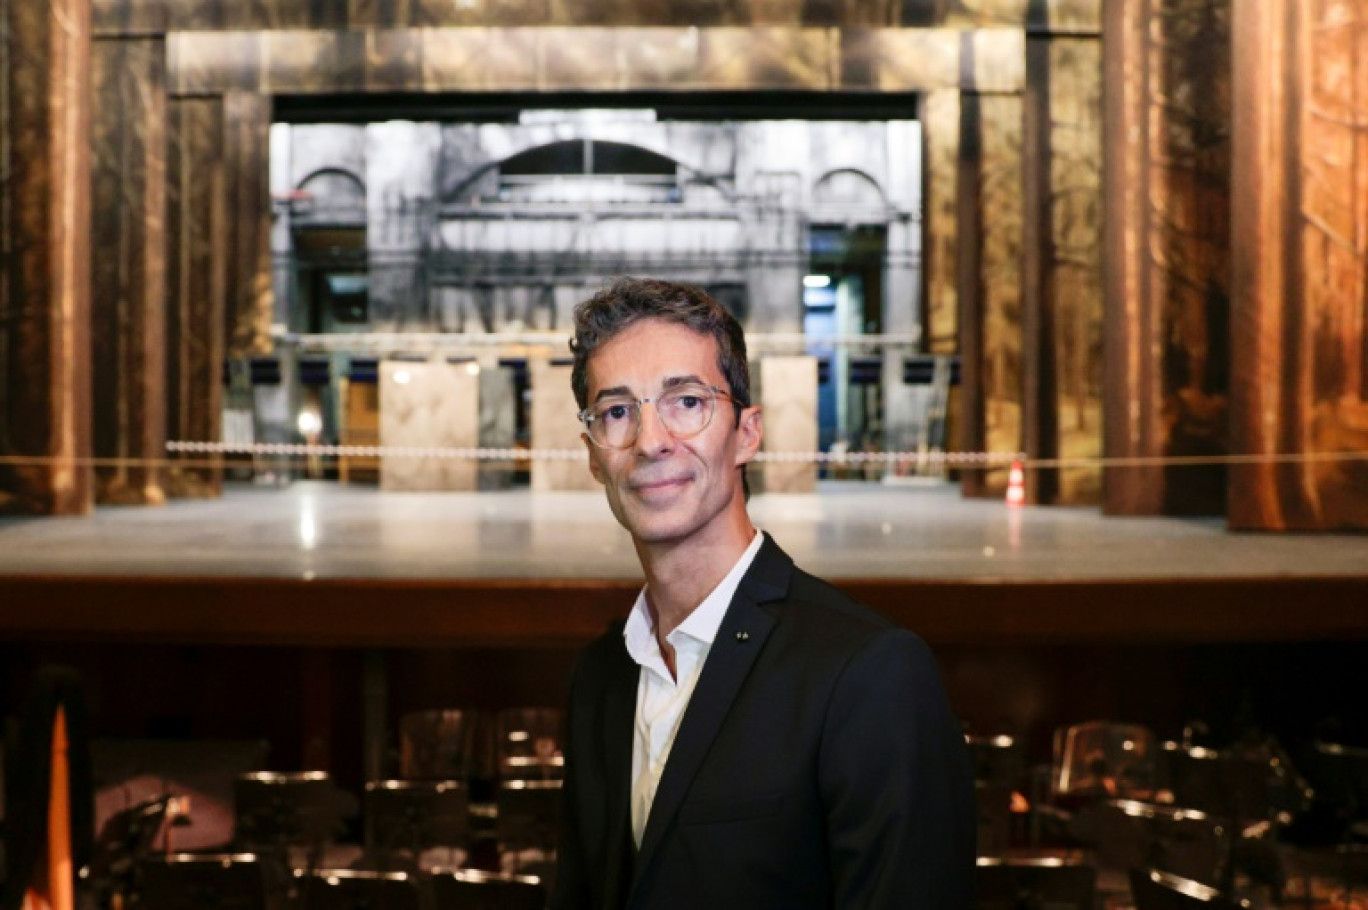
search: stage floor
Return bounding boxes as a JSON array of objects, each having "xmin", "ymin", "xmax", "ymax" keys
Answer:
[{"xmin": 0, "ymin": 479, "xmax": 1363, "ymax": 582}]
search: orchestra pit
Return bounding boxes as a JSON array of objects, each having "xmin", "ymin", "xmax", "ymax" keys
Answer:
[{"xmin": 2, "ymin": 1, "xmax": 1367, "ymax": 909}]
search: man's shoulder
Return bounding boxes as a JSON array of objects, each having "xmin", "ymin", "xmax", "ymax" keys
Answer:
[
  {"xmin": 569, "ymin": 619, "xmax": 632, "ymax": 684},
  {"xmin": 770, "ymin": 564, "xmax": 908, "ymax": 654},
  {"xmin": 580, "ymin": 618, "xmax": 629, "ymax": 658}
]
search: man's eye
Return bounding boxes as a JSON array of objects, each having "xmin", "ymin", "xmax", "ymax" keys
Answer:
[
  {"xmin": 675, "ymin": 395, "xmax": 704, "ymax": 410},
  {"xmin": 601, "ymin": 404, "xmax": 632, "ymax": 422}
]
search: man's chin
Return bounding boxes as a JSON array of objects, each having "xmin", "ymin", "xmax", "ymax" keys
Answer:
[{"xmin": 619, "ymin": 509, "xmax": 697, "ymax": 547}]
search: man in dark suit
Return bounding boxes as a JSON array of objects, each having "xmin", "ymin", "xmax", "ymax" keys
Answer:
[{"xmin": 553, "ymin": 278, "xmax": 974, "ymax": 910}]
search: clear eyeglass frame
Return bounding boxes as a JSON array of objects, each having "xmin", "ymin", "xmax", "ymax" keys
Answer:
[{"xmin": 578, "ymin": 383, "xmax": 736, "ymax": 450}]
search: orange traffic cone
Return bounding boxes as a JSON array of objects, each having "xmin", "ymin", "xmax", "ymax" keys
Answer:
[{"xmin": 1006, "ymin": 459, "xmax": 1025, "ymax": 507}]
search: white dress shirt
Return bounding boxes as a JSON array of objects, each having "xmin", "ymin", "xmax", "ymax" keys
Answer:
[{"xmin": 622, "ymin": 529, "xmax": 765, "ymax": 848}]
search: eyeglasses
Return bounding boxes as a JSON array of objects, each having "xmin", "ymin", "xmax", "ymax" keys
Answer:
[{"xmin": 578, "ymin": 383, "xmax": 736, "ymax": 450}]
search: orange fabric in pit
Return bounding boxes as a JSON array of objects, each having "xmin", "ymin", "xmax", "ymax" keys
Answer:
[{"xmin": 20, "ymin": 707, "xmax": 73, "ymax": 910}]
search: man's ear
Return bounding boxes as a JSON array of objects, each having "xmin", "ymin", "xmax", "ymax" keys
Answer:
[
  {"xmin": 734, "ymin": 406, "xmax": 763, "ymax": 466},
  {"xmin": 582, "ymin": 433, "xmax": 606, "ymax": 484}
]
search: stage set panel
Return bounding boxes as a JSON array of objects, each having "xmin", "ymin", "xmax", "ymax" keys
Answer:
[
  {"xmin": 91, "ymin": 34, "xmax": 169, "ymax": 507},
  {"xmin": 165, "ymin": 96, "xmax": 229, "ymax": 499},
  {"xmin": 0, "ymin": 0, "xmax": 95, "ymax": 516},
  {"xmin": 1230, "ymin": 0, "xmax": 1368, "ymax": 531},
  {"xmin": 1103, "ymin": 0, "xmax": 1233, "ymax": 518},
  {"xmin": 93, "ymin": 0, "xmax": 1101, "ymax": 32}
]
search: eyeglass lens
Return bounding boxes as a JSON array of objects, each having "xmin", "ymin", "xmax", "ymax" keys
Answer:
[{"xmin": 589, "ymin": 385, "xmax": 717, "ymax": 448}]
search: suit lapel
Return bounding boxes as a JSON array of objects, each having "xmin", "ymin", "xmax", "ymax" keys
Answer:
[
  {"xmin": 629, "ymin": 535, "xmax": 793, "ymax": 897},
  {"xmin": 600, "ymin": 637, "xmax": 639, "ymax": 910}
]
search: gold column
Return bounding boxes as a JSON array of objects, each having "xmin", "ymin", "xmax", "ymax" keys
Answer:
[
  {"xmin": 223, "ymin": 90, "xmax": 273, "ymax": 357},
  {"xmin": 1102, "ymin": 0, "xmax": 1232, "ymax": 516},
  {"xmin": 923, "ymin": 88, "xmax": 962, "ymax": 357},
  {"xmin": 1022, "ymin": 34, "xmax": 1103, "ymax": 505},
  {"xmin": 91, "ymin": 35, "xmax": 167, "ymax": 505},
  {"xmin": 165, "ymin": 95, "xmax": 228, "ymax": 498},
  {"xmin": 958, "ymin": 91, "xmax": 1025, "ymax": 499},
  {"xmin": 1229, "ymin": 0, "xmax": 1368, "ymax": 530},
  {"xmin": 0, "ymin": 0, "xmax": 94, "ymax": 515}
]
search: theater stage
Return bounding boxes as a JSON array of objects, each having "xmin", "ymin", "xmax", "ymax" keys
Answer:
[{"xmin": 1, "ymin": 480, "xmax": 1365, "ymax": 648}]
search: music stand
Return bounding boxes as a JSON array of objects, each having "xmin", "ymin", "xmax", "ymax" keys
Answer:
[
  {"xmin": 969, "ymin": 734, "xmax": 1025, "ymax": 789},
  {"xmin": 399, "ymin": 710, "xmax": 478, "ymax": 781},
  {"xmin": 1088, "ymin": 800, "xmax": 1225, "ymax": 887},
  {"xmin": 431, "ymin": 869, "xmax": 546, "ymax": 910},
  {"xmin": 90, "ymin": 795, "xmax": 170, "ymax": 906},
  {"xmin": 365, "ymin": 780, "xmax": 469, "ymax": 869},
  {"xmin": 140, "ymin": 852, "xmax": 281, "ymax": 910},
  {"xmin": 1129, "ymin": 868, "xmax": 1234, "ymax": 910},
  {"xmin": 975, "ymin": 857, "xmax": 1096, "ymax": 910},
  {"xmin": 976, "ymin": 782, "xmax": 1012, "ymax": 858},
  {"xmin": 496, "ymin": 709, "xmax": 564, "ymax": 784},
  {"xmin": 1162, "ymin": 743, "xmax": 1309, "ymax": 824},
  {"xmin": 233, "ymin": 771, "xmax": 337, "ymax": 871},
  {"xmin": 1308, "ymin": 740, "xmax": 1368, "ymax": 839}
]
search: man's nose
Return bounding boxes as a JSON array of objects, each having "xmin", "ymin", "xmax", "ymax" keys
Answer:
[{"xmin": 633, "ymin": 402, "xmax": 674, "ymax": 456}]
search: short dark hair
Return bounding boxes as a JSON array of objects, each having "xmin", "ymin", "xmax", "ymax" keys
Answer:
[{"xmin": 570, "ymin": 277, "xmax": 750, "ymax": 412}]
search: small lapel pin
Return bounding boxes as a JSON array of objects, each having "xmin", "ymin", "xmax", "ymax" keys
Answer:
[{"xmin": 735, "ymin": 631, "xmax": 750, "ymax": 643}]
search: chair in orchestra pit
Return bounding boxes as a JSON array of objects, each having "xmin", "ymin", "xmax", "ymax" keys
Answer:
[
  {"xmin": 364, "ymin": 779, "xmax": 469, "ymax": 871},
  {"xmin": 974, "ymin": 858, "xmax": 1096, "ymax": 910},
  {"xmin": 139, "ymin": 852, "xmax": 283, "ymax": 910},
  {"xmin": 495, "ymin": 780, "xmax": 560, "ymax": 887},
  {"xmin": 975, "ymin": 782, "xmax": 1012, "ymax": 859},
  {"xmin": 495, "ymin": 781, "xmax": 560, "ymax": 854},
  {"xmin": 399, "ymin": 711, "xmax": 480, "ymax": 783},
  {"xmin": 967, "ymin": 733, "xmax": 1026, "ymax": 791},
  {"xmin": 495, "ymin": 709, "xmax": 563, "ymax": 785},
  {"xmin": 234, "ymin": 771, "xmax": 340, "ymax": 873},
  {"xmin": 302, "ymin": 868, "xmax": 431, "ymax": 910},
  {"xmin": 400, "ymin": 709, "xmax": 499, "ymax": 804},
  {"xmin": 1161, "ymin": 738, "xmax": 1312, "ymax": 826},
  {"xmin": 1306, "ymin": 740, "xmax": 1368, "ymax": 844},
  {"xmin": 430, "ymin": 869, "xmax": 546, "ymax": 910}
]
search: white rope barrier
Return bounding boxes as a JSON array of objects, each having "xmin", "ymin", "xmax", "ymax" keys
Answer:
[
  {"xmin": 4, "ymin": 447, "xmax": 1366, "ymax": 470},
  {"xmin": 163, "ymin": 440, "xmax": 1025, "ymax": 465},
  {"xmin": 270, "ymin": 331, "xmax": 926, "ymax": 351}
]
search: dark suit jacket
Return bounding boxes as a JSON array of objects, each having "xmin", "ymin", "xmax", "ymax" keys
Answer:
[{"xmin": 553, "ymin": 534, "xmax": 975, "ymax": 910}]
